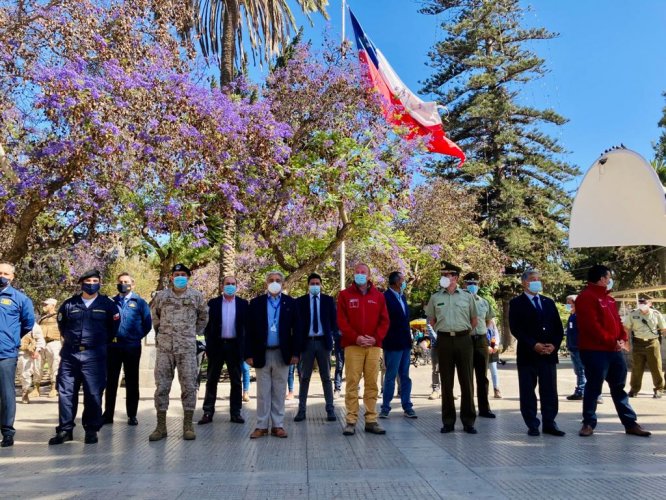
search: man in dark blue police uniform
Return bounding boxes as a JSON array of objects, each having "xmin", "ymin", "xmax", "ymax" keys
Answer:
[
  {"xmin": 49, "ymin": 269, "xmax": 120, "ymax": 445},
  {"xmin": 103, "ymin": 272, "xmax": 152, "ymax": 426}
]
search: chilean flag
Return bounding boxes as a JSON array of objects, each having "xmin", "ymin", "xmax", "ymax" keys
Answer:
[{"xmin": 349, "ymin": 9, "xmax": 465, "ymax": 165}]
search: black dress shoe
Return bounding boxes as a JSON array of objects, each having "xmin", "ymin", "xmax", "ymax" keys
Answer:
[
  {"xmin": 230, "ymin": 415, "xmax": 245, "ymax": 424},
  {"xmin": 127, "ymin": 417, "xmax": 138, "ymax": 426},
  {"xmin": 543, "ymin": 425, "xmax": 566, "ymax": 436},
  {"xmin": 49, "ymin": 430, "xmax": 73, "ymax": 445},
  {"xmin": 527, "ymin": 428, "xmax": 540, "ymax": 436},
  {"xmin": 1, "ymin": 435, "xmax": 14, "ymax": 447},
  {"xmin": 440, "ymin": 424, "xmax": 454, "ymax": 433},
  {"xmin": 463, "ymin": 426, "xmax": 478, "ymax": 434},
  {"xmin": 84, "ymin": 432, "xmax": 98, "ymax": 444},
  {"xmin": 102, "ymin": 414, "xmax": 114, "ymax": 425},
  {"xmin": 294, "ymin": 412, "xmax": 306, "ymax": 422},
  {"xmin": 479, "ymin": 411, "xmax": 496, "ymax": 419},
  {"xmin": 327, "ymin": 414, "xmax": 337, "ymax": 422},
  {"xmin": 197, "ymin": 413, "xmax": 213, "ymax": 425}
]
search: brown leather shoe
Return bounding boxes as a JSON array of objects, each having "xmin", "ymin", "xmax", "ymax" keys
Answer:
[
  {"xmin": 249, "ymin": 428, "xmax": 268, "ymax": 439},
  {"xmin": 271, "ymin": 427, "xmax": 288, "ymax": 438},
  {"xmin": 197, "ymin": 413, "xmax": 213, "ymax": 425},
  {"xmin": 625, "ymin": 424, "xmax": 651, "ymax": 437},
  {"xmin": 579, "ymin": 424, "xmax": 594, "ymax": 437}
]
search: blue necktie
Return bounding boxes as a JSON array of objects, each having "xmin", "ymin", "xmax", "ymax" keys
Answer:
[
  {"xmin": 313, "ymin": 296, "xmax": 319, "ymax": 334},
  {"xmin": 533, "ymin": 296, "xmax": 543, "ymax": 314}
]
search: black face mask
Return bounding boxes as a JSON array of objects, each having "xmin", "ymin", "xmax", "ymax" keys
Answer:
[
  {"xmin": 117, "ymin": 283, "xmax": 131, "ymax": 294},
  {"xmin": 0, "ymin": 276, "xmax": 10, "ymax": 288},
  {"xmin": 81, "ymin": 283, "xmax": 101, "ymax": 295}
]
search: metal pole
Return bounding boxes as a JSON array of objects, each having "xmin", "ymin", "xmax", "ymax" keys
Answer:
[
  {"xmin": 339, "ymin": 0, "xmax": 347, "ymax": 291},
  {"xmin": 342, "ymin": 0, "xmax": 346, "ymax": 43}
]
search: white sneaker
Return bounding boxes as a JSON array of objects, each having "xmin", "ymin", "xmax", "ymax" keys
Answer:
[{"xmin": 428, "ymin": 390, "xmax": 439, "ymax": 400}]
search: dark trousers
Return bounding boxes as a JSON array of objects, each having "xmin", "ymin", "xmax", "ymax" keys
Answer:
[
  {"xmin": 438, "ymin": 335, "xmax": 476, "ymax": 427},
  {"xmin": 334, "ymin": 336, "xmax": 345, "ymax": 391},
  {"xmin": 580, "ymin": 350, "xmax": 637, "ymax": 429},
  {"xmin": 517, "ymin": 362, "xmax": 558, "ymax": 430},
  {"xmin": 298, "ymin": 338, "xmax": 334, "ymax": 414},
  {"xmin": 202, "ymin": 340, "xmax": 242, "ymax": 417},
  {"xmin": 0, "ymin": 357, "xmax": 18, "ymax": 437},
  {"xmin": 104, "ymin": 344, "xmax": 141, "ymax": 419},
  {"xmin": 57, "ymin": 347, "xmax": 107, "ymax": 433},
  {"xmin": 472, "ymin": 335, "xmax": 491, "ymax": 413}
]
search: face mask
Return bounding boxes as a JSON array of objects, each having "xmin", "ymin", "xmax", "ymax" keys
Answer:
[
  {"xmin": 400, "ymin": 282, "xmax": 407, "ymax": 293},
  {"xmin": 467, "ymin": 284, "xmax": 479, "ymax": 295},
  {"xmin": 309, "ymin": 285, "xmax": 321, "ymax": 296},
  {"xmin": 565, "ymin": 304, "xmax": 572, "ymax": 312},
  {"xmin": 81, "ymin": 283, "xmax": 100, "ymax": 295},
  {"xmin": 528, "ymin": 281, "xmax": 543, "ymax": 294},
  {"xmin": 267, "ymin": 282, "xmax": 282, "ymax": 295},
  {"xmin": 354, "ymin": 274, "xmax": 368, "ymax": 286},
  {"xmin": 606, "ymin": 278, "xmax": 614, "ymax": 291},
  {"xmin": 439, "ymin": 276, "xmax": 450, "ymax": 289},
  {"xmin": 0, "ymin": 276, "xmax": 10, "ymax": 288},
  {"xmin": 117, "ymin": 283, "xmax": 131, "ymax": 294},
  {"xmin": 638, "ymin": 304, "xmax": 649, "ymax": 312},
  {"xmin": 223, "ymin": 284, "xmax": 237, "ymax": 296},
  {"xmin": 173, "ymin": 276, "xmax": 188, "ymax": 289}
]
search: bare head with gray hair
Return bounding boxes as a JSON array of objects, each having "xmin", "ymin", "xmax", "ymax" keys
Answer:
[
  {"xmin": 265, "ymin": 270, "xmax": 284, "ymax": 284},
  {"xmin": 0, "ymin": 262, "xmax": 16, "ymax": 285},
  {"xmin": 521, "ymin": 269, "xmax": 540, "ymax": 282}
]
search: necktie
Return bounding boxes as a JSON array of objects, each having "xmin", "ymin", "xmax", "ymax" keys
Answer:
[
  {"xmin": 313, "ymin": 296, "xmax": 319, "ymax": 334},
  {"xmin": 533, "ymin": 296, "xmax": 543, "ymax": 314}
]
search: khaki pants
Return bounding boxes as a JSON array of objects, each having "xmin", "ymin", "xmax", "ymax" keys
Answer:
[
  {"xmin": 344, "ymin": 345, "xmax": 381, "ymax": 425},
  {"xmin": 43, "ymin": 341, "xmax": 61, "ymax": 384},
  {"xmin": 17, "ymin": 352, "xmax": 41, "ymax": 391},
  {"xmin": 255, "ymin": 349, "xmax": 289, "ymax": 429},
  {"xmin": 630, "ymin": 338, "xmax": 664, "ymax": 393}
]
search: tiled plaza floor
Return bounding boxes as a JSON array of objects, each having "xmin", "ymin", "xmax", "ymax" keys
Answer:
[{"xmin": 1, "ymin": 355, "xmax": 665, "ymax": 499}]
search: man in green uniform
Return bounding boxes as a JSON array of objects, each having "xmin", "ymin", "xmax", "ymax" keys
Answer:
[
  {"xmin": 623, "ymin": 297, "xmax": 665, "ymax": 398},
  {"xmin": 425, "ymin": 262, "xmax": 478, "ymax": 434},
  {"xmin": 463, "ymin": 272, "xmax": 496, "ymax": 419}
]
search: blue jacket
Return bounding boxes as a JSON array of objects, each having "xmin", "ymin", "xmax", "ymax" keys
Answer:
[
  {"xmin": 58, "ymin": 294, "xmax": 120, "ymax": 349},
  {"xmin": 383, "ymin": 289, "xmax": 412, "ymax": 351},
  {"xmin": 565, "ymin": 313, "xmax": 579, "ymax": 351},
  {"xmin": 0, "ymin": 285, "xmax": 35, "ymax": 359},
  {"xmin": 113, "ymin": 293, "xmax": 152, "ymax": 347}
]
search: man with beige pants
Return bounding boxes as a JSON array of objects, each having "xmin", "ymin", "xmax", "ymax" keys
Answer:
[
  {"xmin": 39, "ymin": 298, "xmax": 61, "ymax": 397},
  {"xmin": 337, "ymin": 263, "xmax": 390, "ymax": 436}
]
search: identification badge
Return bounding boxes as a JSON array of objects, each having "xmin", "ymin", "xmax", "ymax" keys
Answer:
[
  {"xmin": 349, "ymin": 299, "xmax": 359, "ymax": 309},
  {"xmin": 128, "ymin": 302, "xmax": 137, "ymax": 308},
  {"xmin": 271, "ymin": 325, "xmax": 277, "ymax": 333},
  {"xmin": 0, "ymin": 298, "xmax": 11, "ymax": 306}
]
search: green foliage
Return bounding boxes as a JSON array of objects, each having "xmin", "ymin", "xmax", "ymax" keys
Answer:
[{"xmin": 102, "ymin": 256, "xmax": 159, "ymax": 299}]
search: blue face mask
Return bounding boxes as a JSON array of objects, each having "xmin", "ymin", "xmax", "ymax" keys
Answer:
[
  {"xmin": 0, "ymin": 276, "xmax": 10, "ymax": 288},
  {"xmin": 400, "ymin": 282, "xmax": 407, "ymax": 293},
  {"xmin": 565, "ymin": 304, "xmax": 572, "ymax": 312},
  {"xmin": 81, "ymin": 283, "xmax": 100, "ymax": 295},
  {"xmin": 223, "ymin": 284, "xmax": 236, "ymax": 296},
  {"xmin": 528, "ymin": 281, "xmax": 543, "ymax": 294},
  {"xmin": 309, "ymin": 285, "xmax": 321, "ymax": 296},
  {"xmin": 173, "ymin": 276, "xmax": 188, "ymax": 289},
  {"xmin": 606, "ymin": 278, "xmax": 614, "ymax": 291},
  {"xmin": 354, "ymin": 274, "xmax": 368, "ymax": 286},
  {"xmin": 467, "ymin": 284, "xmax": 479, "ymax": 295}
]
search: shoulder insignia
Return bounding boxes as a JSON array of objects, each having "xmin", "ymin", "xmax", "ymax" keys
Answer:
[
  {"xmin": 0, "ymin": 298, "xmax": 12, "ymax": 305},
  {"xmin": 128, "ymin": 302, "xmax": 137, "ymax": 308}
]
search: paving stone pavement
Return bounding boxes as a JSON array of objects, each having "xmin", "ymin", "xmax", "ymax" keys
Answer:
[{"xmin": 1, "ymin": 356, "xmax": 666, "ymax": 499}]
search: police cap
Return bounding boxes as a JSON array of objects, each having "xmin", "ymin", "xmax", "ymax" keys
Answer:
[
  {"xmin": 462, "ymin": 272, "xmax": 480, "ymax": 283},
  {"xmin": 440, "ymin": 260, "xmax": 462, "ymax": 275},
  {"xmin": 78, "ymin": 269, "xmax": 101, "ymax": 283},
  {"xmin": 171, "ymin": 263, "xmax": 192, "ymax": 276}
]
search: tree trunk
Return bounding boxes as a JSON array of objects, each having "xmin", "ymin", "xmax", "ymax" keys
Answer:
[
  {"xmin": 1, "ymin": 198, "xmax": 45, "ymax": 263},
  {"xmin": 660, "ymin": 247, "xmax": 666, "ymax": 284},
  {"xmin": 156, "ymin": 249, "xmax": 175, "ymax": 291},
  {"xmin": 500, "ymin": 296, "xmax": 513, "ymax": 352},
  {"xmin": 217, "ymin": 212, "xmax": 237, "ymax": 293},
  {"xmin": 220, "ymin": 0, "xmax": 238, "ymax": 87}
]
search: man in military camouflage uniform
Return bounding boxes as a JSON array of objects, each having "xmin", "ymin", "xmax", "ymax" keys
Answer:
[
  {"xmin": 17, "ymin": 323, "xmax": 45, "ymax": 403},
  {"xmin": 39, "ymin": 298, "xmax": 60, "ymax": 397},
  {"xmin": 149, "ymin": 264, "xmax": 208, "ymax": 441}
]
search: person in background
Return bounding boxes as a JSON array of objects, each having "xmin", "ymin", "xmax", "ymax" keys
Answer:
[
  {"xmin": 242, "ymin": 362, "xmax": 252, "ymax": 401},
  {"xmin": 39, "ymin": 298, "xmax": 61, "ymax": 398},
  {"xmin": 17, "ymin": 323, "xmax": 44, "ymax": 403},
  {"xmin": 487, "ymin": 328, "xmax": 502, "ymax": 399}
]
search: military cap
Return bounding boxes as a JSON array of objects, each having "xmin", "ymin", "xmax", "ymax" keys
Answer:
[
  {"xmin": 462, "ymin": 272, "xmax": 480, "ymax": 283},
  {"xmin": 638, "ymin": 295, "xmax": 651, "ymax": 304},
  {"xmin": 440, "ymin": 260, "xmax": 462, "ymax": 275},
  {"xmin": 43, "ymin": 298, "xmax": 57, "ymax": 306},
  {"xmin": 78, "ymin": 269, "xmax": 101, "ymax": 283},
  {"xmin": 171, "ymin": 263, "xmax": 192, "ymax": 276}
]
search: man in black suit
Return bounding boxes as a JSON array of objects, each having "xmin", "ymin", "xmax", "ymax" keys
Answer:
[
  {"xmin": 245, "ymin": 271, "xmax": 300, "ymax": 439},
  {"xmin": 198, "ymin": 275, "xmax": 248, "ymax": 425},
  {"xmin": 294, "ymin": 273, "xmax": 338, "ymax": 422},
  {"xmin": 509, "ymin": 269, "xmax": 565, "ymax": 437}
]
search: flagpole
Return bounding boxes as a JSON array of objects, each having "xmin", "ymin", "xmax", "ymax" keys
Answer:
[{"xmin": 340, "ymin": 0, "xmax": 347, "ymax": 291}]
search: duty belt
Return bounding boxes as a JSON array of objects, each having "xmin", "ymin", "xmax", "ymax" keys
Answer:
[{"xmin": 437, "ymin": 330, "xmax": 470, "ymax": 337}]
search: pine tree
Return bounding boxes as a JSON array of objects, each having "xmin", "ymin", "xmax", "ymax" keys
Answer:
[{"xmin": 420, "ymin": 0, "xmax": 580, "ymax": 345}]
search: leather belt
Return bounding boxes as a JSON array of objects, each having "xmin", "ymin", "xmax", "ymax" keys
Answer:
[
  {"xmin": 308, "ymin": 336, "xmax": 324, "ymax": 341},
  {"xmin": 437, "ymin": 330, "xmax": 470, "ymax": 337},
  {"xmin": 266, "ymin": 346, "xmax": 280, "ymax": 350}
]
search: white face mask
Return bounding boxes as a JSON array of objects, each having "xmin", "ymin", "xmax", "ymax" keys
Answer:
[
  {"xmin": 439, "ymin": 276, "xmax": 451, "ymax": 289},
  {"xmin": 638, "ymin": 304, "xmax": 649, "ymax": 312},
  {"xmin": 267, "ymin": 282, "xmax": 282, "ymax": 295}
]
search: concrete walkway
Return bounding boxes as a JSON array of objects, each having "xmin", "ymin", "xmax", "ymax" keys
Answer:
[{"xmin": 1, "ymin": 357, "xmax": 665, "ymax": 499}]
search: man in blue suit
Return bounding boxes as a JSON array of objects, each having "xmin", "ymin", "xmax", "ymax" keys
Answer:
[
  {"xmin": 294, "ymin": 273, "xmax": 338, "ymax": 422},
  {"xmin": 199, "ymin": 275, "xmax": 249, "ymax": 425},
  {"xmin": 379, "ymin": 271, "xmax": 417, "ymax": 419},
  {"xmin": 509, "ymin": 269, "xmax": 564, "ymax": 437},
  {"xmin": 103, "ymin": 272, "xmax": 152, "ymax": 426},
  {"xmin": 245, "ymin": 271, "xmax": 300, "ymax": 439}
]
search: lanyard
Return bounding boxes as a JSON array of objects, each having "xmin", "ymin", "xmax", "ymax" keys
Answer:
[{"xmin": 269, "ymin": 298, "xmax": 281, "ymax": 326}]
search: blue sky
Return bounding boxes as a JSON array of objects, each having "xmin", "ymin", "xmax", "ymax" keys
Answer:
[{"xmin": 280, "ymin": 0, "xmax": 666, "ymax": 186}]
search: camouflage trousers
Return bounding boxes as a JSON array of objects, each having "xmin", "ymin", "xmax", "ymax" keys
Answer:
[{"xmin": 154, "ymin": 351, "xmax": 198, "ymax": 411}]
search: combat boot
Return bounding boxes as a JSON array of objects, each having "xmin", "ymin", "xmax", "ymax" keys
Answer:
[
  {"xmin": 21, "ymin": 389, "xmax": 30, "ymax": 404},
  {"xmin": 148, "ymin": 411, "xmax": 167, "ymax": 441},
  {"xmin": 29, "ymin": 383, "xmax": 40, "ymax": 398},
  {"xmin": 48, "ymin": 383, "xmax": 57, "ymax": 398},
  {"xmin": 183, "ymin": 410, "xmax": 196, "ymax": 440}
]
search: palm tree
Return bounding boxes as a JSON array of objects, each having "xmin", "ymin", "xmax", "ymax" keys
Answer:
[
  {"xmin": 193, "ymin": 1, "xmax": 329, "ymax": 86},
  {"xmin": 651, "ymin": 158, "xmax": 666, "ymax": 186}
]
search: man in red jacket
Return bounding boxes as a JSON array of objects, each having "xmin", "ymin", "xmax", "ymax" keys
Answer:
[
  {"xmin": 337, "ymin": 263, "xmax": 390, "ymax": 436},
  {"xmin": 575, "ymin": 264, "xmax": 651, "ymax": 437}
]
